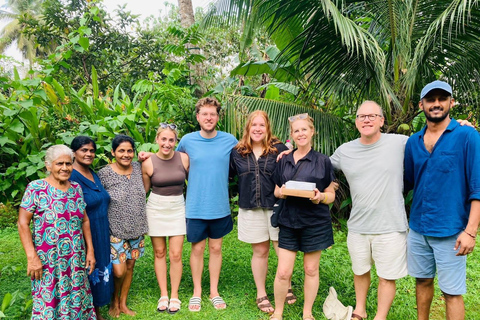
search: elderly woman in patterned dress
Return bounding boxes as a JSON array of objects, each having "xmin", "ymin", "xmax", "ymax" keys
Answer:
[
  {"xmin": 18, "ymin": 144, "xmax": 96, "ymax": 320},
  {"xmin": 98, "ymin": 134, "xmax": 148, "ymax": 317}
]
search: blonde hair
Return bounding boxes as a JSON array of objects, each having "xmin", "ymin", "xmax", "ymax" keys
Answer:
[
  {"xmin": 156, "ymin": 126, "xmax": 178, "ymax": 141},
  {"xmin": 235, "ymin": 110, "xmax": 280, "ymax": 156},
  {"xmin": 289, "ymin": 114, "xmax": 315, "ymax": 135}
]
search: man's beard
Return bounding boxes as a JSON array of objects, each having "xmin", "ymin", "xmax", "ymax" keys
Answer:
[{"xmin": 424, "ymin": 109, "xmax": 449, "ymax": 123}]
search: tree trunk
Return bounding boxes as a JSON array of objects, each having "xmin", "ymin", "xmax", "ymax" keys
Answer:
[{"xmin": 178, "ymin": 0, "xmax": 195, "ymax": 28}]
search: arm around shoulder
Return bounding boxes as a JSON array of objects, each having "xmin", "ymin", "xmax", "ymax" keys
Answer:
[{"xmin": 180, "ymin": 152, "xmax": 189, "ymax": 172}]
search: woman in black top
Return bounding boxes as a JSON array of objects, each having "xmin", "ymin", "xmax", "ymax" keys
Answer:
[
  {"xmin": 270, "ymin": 113, "xmax": 336, "ymax": 320},
  {"xmin": 230, "ymin": 110, "xmax": 295, "ymax": 313}
]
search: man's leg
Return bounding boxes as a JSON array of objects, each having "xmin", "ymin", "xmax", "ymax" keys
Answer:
[
  {"xmin": 375, "ymin": 277, "xmax": 396, "ymax": 320},
  {"xmin": 208, "ymin": 237, "xmax": 226, "ymax": 308},
  {"xmin": 190, "ymin": 239, "xmax": 206, "ymax": 301},
  {"xmin": 444, "ymin": 293, "xmax": 464, "ymax": 320},
  {"xmin": 352, "ymin": 271, "xmax": 370, "ymax": 319},
  {"xmin": 416, "ymin": 278, "xmax": 434, "ymax": 320}
]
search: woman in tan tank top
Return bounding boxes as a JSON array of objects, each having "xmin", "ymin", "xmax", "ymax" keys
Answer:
[{"xmin": 142, "ymin": 124, "xmax": 189, "ymax": 314}]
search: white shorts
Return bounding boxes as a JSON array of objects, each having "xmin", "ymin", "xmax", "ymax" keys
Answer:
[
  {"xmin": 237, "ymin": 208, "xmax": 279, "ymax": 243},
  {"xmin": 347, "ymin": 231, "xmax": 407, "ymax": 280}
]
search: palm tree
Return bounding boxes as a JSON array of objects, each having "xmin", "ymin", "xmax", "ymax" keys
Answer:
[
  {"xmin": 205, "ymin": 0, "xmax": 480, "ymax": 132},
  {"xmin": 0, "ymin": 0, "xmax": 44, "ymax": 66}
]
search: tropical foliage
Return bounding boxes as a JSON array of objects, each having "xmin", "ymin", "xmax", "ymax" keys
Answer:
[
  {"xmin": 204, "ymin": 0, "xmax": 480, "ymax": 131},
  {"xmin": 0, "ymin": 0, "xmax": 45, "ymax": 66}
]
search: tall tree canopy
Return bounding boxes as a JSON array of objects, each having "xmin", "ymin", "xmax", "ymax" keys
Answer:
[{"xmin": 205, "ymin": 0, "xmax": 480, "ymax": 131}]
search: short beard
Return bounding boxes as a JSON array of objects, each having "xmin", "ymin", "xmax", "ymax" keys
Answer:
[{"xmin": 424, "ymin": 110, "xmax": 449, "ymax": 123}]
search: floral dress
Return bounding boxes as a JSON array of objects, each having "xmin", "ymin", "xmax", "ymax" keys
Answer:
[{"xmin": 20, "ymin": 179, "xmax": 96, "ymax": 320}]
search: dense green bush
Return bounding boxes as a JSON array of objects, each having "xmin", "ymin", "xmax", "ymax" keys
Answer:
[{"xmin": 0, "ymin": 203, "xmax": 18, "ymax": 229}]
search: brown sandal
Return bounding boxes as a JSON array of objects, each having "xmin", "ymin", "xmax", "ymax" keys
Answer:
[
  {"xmin": 351, "ymin": 313, "xmax": 366, "ymax": 320},
  {"xmin": 285, "ymin": 288, "xmax": 297, "ymax": 305},
  {"xmin": 256, "ymin": 296, "xmax": 274, "ymax": 313}
]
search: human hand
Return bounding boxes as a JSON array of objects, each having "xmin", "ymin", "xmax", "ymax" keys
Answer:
[
  {"xmin": 310, "ymin": 188, "xmax": 323, "ymax": 204},
  {"xmin": 456, "ymin": 119, "xmax": 475, "ymax": 128},
  {"xmin": 454, "ymin": 231, "xmax": 476, "ymax": 256},
  {"xmin": 85, "ymin": 249, "xmax": 96, "ymax": 275},
  {"xmin": 138, "ymin": 151, "xmax": 153, "ymax": 162},
  {"xmin": 27, "ymin": 254, "xmax": 43, "ymax": 280},
  {"xmin": 276, "ymin": 149, "xmax": 292, "ymax": 162}
]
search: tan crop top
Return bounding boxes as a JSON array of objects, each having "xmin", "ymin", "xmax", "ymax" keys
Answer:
[{"xmin": 150, "ymin": 152, "xmax": 186, "ymax": 196}]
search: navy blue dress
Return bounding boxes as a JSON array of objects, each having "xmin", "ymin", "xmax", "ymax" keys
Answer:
[{"xmin": 70, "ymin": 169, "xmax": 113, "ymax": 307}]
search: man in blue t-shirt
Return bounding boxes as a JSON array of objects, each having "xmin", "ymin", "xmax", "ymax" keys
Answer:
[
  {"xmin": 404, "ymin": 80, "xmax": 480, "ymax": 320},
  {"xmin": 176, "ymin": 97, "xmax": 238, "ymax": 312}
]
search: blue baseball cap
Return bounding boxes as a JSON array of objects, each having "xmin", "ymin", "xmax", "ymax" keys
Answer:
[{"xmin": 420, "ymin": 80, "xmax": 452, "ymax": 99}]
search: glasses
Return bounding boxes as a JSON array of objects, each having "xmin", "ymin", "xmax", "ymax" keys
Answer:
[
  {"xmin": 356, "ymin": 114, "xmax": 383, "ymax": 122},
  {"xmin": 160, "ymin": 123, "xmax": 177, "ymax": 130},
  {"xmin": 288, "ymin": 113, "xmax": 309, "ymax": 122}
]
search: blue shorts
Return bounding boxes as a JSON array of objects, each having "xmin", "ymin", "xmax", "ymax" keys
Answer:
[
  {"xmin": 186, "ymin": 215, "xmax": 233, "ymax": 243},
  {"xmin": 407, "ymin": 229, "xmax": 466, "ymax": 295},
  {"xmin": 110, "ymin": 235, "xmax": 145, "ymax": 264},
  {"xmin": 278, "ymin": 223, "xmax": 334, "ymax": 253}
]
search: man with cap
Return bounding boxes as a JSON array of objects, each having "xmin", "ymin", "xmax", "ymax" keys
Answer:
[{"xmin": 404, "ymin": 80, "xmax": 480, "ymax": 320}]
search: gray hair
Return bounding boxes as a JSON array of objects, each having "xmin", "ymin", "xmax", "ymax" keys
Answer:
[
  {"xmin": 45, "ymin": 145, "xmax": 74, "ymax": 173},
  {"xmin": 357, "ymin": 100, "xmax": 384, "ymax": 117}
]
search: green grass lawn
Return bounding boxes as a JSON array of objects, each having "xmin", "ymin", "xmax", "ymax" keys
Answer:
[{"xmin": 1, "ymin": 223, "xmax": 479, "ymax": 319}]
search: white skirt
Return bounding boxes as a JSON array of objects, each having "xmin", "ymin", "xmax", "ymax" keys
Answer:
[{"xmin": 146, "ymin": 193, "xmax": 186, "ymax": 237}]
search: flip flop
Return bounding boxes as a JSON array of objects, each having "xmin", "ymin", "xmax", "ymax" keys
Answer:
[
  {"xmin": 351, "ymin": 313, "xmax": 366, "ymax": 320},
  {"xmin": 157, "ymin": 296, "xmax": 169, "ymax": 312},
  {"xmin": 188, "ymin": 296, "xmax": 201, "ymax": 312},
  {"xmin": 303, "ymin": 316, "xmax": 315, "ymax": 320},
  {"xmin": 168, "ymin": 298, "xmax": 181, "ymax": 314},
  {"xmin": 210, "ymin": 296, "xmax": 227, "ymax": 310}
]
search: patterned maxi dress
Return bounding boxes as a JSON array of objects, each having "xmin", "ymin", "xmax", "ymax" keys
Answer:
[{"xmin": 20, "ymin": 179, "xmax": 96, "ymax": 320}]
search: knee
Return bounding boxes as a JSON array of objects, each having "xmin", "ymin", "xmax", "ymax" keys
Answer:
[
  {"xmin": 378, "ymin": 277, "xmax": 395, "ymax": 286},
  {"xmin": 191, "ymin": 245, "xmax": 205, "ymax": 257},
  {"xmin": 276, "ymin": 268, "xmax": 293, "ymax": 282},
  {"xmin": 252, "ymin": 247, "xmax": 269, "ymax": 259},
  {"xmin": 443, "ymin": 292, "xmax": 463, "ymax": 302},
  {"xmin": 304, "ymin": 265, "xmax": 319, "ymax": 278},
  {"xmin": 114, "ymin": 266, "xmax": 126, "ymax": 279},
  {"xmin": 416, "ymin": 278, "xmax": 434, "ymax": 287},
  {"xmin": 209, "ymin": 244, "xmax": 222, "ymax": 256},
  {"xmin": 169, "ymin": 250, "xmax": 183, "ymax": 263},
  {"xmin": 154, "ymin": 247, "xmax": 167, "ymax": 259}
]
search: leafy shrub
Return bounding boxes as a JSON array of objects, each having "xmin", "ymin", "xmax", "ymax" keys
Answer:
[{"xmin": 0, "ymin": 203, "xmax": 18, "ymax": 229}]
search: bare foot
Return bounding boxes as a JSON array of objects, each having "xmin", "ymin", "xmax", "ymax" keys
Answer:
[
  {"xmin": 119, "ymin": 305, "xmax": 136, "ymax": 316},
  {"xmin": 108, "ymin": 304, "xmax": 120, "ymax": 318}
]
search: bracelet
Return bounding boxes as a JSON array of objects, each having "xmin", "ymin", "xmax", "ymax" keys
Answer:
[
  {"xmin": 321, "ymin": 193, "xmax": 328, "ymax": 204},
  {"xmin": 464, "ymin": 230, "xmax": 477, "ymax": 239}
]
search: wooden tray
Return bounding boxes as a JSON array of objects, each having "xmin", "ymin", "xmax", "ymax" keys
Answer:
[{"xmin": 282, "ymin": 188, "xmax": 315, "ymax": 199}]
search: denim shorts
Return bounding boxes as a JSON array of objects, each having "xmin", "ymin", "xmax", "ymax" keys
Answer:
[
  {"xmin": 186, "ymin": 215, "xmax": 233, "ymax": 243},
  {"xmin": 110, "ymin": 235, "xmax": 145, "ymax": 264},
  {"xmin": 278, "ymin": 223, "xmax": 334, "ymax": 253},
  {"xmin": 407, "ymin": 229, "xmax": 466, "ymax": 295}
]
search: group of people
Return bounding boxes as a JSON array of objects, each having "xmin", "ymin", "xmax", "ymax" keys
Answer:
[{"xmin": 17, "ymin": 80, "xmax": 479, "ymax": 320}]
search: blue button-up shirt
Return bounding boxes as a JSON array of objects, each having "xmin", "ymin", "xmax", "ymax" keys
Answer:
[{"xmin": 404, "ymin": 119, "xmax": 480, "ymax": 237}]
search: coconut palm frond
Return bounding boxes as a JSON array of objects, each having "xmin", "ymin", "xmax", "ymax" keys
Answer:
[{"xmin": 224, "ymin": 95, "xmax": 356, "ymax": 155}]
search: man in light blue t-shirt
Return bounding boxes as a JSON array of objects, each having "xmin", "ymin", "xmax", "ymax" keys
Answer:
[{"xmin": 176, "ymin": 97, "xmax": 238, "ymax": 312}]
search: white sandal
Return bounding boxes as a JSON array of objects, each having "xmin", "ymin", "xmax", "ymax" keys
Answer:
[
  {"xmin": 168, "ymin": 298, "xmax": 181, "ymax": 314},
  {"xmin": 157, "ymin": 296, "xmax": 169, "ymax": 312}
]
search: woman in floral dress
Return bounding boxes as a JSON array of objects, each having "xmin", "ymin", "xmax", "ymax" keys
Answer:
[{"xmin": 18, "ymin": 144, "xmax": 96, "ymax": 320}]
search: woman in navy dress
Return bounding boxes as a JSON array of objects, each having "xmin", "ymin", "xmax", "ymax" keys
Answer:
[{"xmin": 70, "ymin": 136, "xmax": 113, "ymax": 320}]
